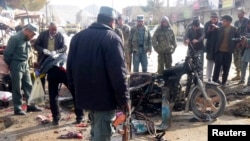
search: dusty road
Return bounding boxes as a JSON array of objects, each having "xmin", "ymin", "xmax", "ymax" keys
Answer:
[{"xmin": 0, "ymin": 42, "xmax": 250, "ymax": 141}]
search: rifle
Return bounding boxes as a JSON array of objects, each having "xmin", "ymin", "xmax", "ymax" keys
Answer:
[{"xmin": 122, "ymin": 74, "xmax": 134, "ymax": 141}]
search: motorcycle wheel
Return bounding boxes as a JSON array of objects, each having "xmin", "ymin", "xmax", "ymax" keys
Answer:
[{"xmin": 190, "ymin": 85, "xmax": 226, "ymax": 119}]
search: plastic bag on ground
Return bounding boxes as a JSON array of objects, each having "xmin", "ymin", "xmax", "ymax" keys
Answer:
[{"xmin": 28, "ymin": 77, "xmax": 45, "ymax": 105}]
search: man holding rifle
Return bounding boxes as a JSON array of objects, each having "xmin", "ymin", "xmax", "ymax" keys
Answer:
[{"xmin": 67, "ymin": 6, "xmax": 130, "ymax": 141}]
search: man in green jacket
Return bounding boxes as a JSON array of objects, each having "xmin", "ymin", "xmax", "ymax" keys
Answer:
[
  {"xmin": 129, "ymin": 15, "xmax": 152, "ymax": 72},
  {"xmin": 4, "ymin": 24, "xmax": 42, "ymax": 115},
  {"xmin": 153, "ymin": 16, "xmax": 177, "ymax": 74}
]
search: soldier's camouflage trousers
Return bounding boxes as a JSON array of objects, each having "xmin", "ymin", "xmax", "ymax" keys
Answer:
[
  {"xmin": 157, "ymin": 53, "xmax": 172, "ymax": 74},
  {"xmin": 125, "ymin": 51, "xmax": 132, "ymax": 72},
  {"xmin": 233, "ymin": 47, "xmax": 242, "ymax": 73}
]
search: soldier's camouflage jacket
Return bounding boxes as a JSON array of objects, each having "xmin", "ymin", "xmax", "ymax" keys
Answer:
[{"xmin": 152, "ymin": 25, "xmax": 177, "ymax": 54}]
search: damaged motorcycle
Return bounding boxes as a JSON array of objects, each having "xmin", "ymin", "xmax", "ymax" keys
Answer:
[{"xmin": 129, "ymin": 46, "xmax": 227, "ymax": 131}]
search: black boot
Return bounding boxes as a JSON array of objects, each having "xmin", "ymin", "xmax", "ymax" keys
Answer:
[{"xmin": 27, "ymin": 105, "xmax": 42, "ymax": 112}]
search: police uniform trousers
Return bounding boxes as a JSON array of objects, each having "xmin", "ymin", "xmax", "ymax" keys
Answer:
[
  {"xmin": 133, "ymin": 47, "xmax": 148, "ymax": 72},
  {"xmin": 10, "ymin": 60, "xmax": 32, "ymax": 112}
]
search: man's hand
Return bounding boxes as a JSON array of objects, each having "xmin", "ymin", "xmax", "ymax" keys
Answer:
[
  {"xmin": 121, "ymin": 103, "xmax": 130, "ymax": 116},
  {"xmin": 185, "ymin": 39, "xmax": 190, "ymax": 46},
  {"xmin": 43, "ymin": 49, "xmax": 51, "ymax": 55},
  {"xmin": 192, "ymin": 39, "xmax": 199, "ymax": 44},
  {"xmin": 170, "ymin": 46, "xmax": 176, "ymax": 54},
  {"xmin": 148, "ymin": 50, "xmax": 152, "ymax": 56},
  {"xmin": 50, "ymin": 51, "xmax": 57, "ymax": 56}
]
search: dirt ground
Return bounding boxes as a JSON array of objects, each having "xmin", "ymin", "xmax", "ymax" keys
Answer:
[{"xmin": 0, "ymin": 79, "xmax": 250, "ymax": 141}]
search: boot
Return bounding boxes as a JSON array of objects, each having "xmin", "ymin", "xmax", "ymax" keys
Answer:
[{"xmin": 231, "ymin": 71, "xmax": 241, "ymax": 81}]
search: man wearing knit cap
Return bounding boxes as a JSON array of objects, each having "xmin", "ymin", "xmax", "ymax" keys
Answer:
[
  {"xmin": 153, "ymin": 16, "xmax": 177, "ymax": 74},
  {"xmin": 67, "ymin": 6, "xmax": 129, "ymax": 141},
  {"xmin": 204, "ymin": 12, "xmax": 222, "ymax": 82},
  {"xmin": 232, "ymin": 7, "xmax": 249, "ymax": 81},
  {"xmin": 129, "ymin": 15, "xmax": 152, "ymax": 72}
]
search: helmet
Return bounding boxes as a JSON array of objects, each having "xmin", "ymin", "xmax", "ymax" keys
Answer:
[{"xmin": 39, "ymin": 53, "xmax": 67, "ymax": 74}]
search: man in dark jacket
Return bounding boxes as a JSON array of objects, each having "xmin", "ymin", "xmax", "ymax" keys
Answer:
[
  {"xmin": 67, "ymin": 6, "xmax": 129, "ymax": 141},
  {"xmin": 34, "ymin": 22, "xmax": 83, "ymax": 125},
  {"xmin": 34, "ymin": 22, "xmax": 67, "ymax": 89},
  {"xmin": 204, "ymin": 13, "xmax": 222, "ymax": 82},
  {"xmin": 212, "ymin": 15, "xmax": 239, "ymax": 87},
  {"xmin": 184, "ymin": 19, "xmax": 205, "ymax": 80}
]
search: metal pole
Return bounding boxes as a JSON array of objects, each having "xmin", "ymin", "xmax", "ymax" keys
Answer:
[{"xmin": 46, "ymin": 1, "xmax": 48, "ymax": 25}]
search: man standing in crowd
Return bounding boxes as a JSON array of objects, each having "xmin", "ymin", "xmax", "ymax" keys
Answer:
[
  {"xmin": 231, "ymin": 8, "xmax": 249, "ymax": 81},
  {"xmin": 129, "ymin": 15, "xmax": 152, "ymax": 72},
  {"xmin": 3, "ymin": 24, "xmax": 42, "ymax": 115},
  {"xmin": 204, "ymin": 13, "xmax": 222, "ymax": 82},
  {"xmin": 116, "ymin": 15, "xmax": 131, "ymax": 72},
  {"xmin": 239, "ymin": 20, "xmax": 250, "ymax": 89},
  {"xmin": 152, "ymin": 16, "xmax": 177, "ymax": 74},
  {"xmin": 34, "ymin": 22, "xmax": 67, "ymax": 90},
  {"xmin": 34, "ymin": 22, "xmax": 83, "ymax": 125},
  {"xmin": 184, "ymin": 18, "xmax": 205, "ymax": 80},
  {"xmin": 67, "ymin": 6, "xmax": 129, "ymax": 141},
  {"xmin": 212, "ymin": 15, "xmax": 239, "ymax": 87}
]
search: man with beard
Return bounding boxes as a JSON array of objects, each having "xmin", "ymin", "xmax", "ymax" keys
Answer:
[
  {"xmin": 34, "ymin": 22, "xmax": 84, "ymax": 125},
  {"xmin": 34, "ymin": 22, "xmax": 67, "ymax": 89},
  {"xmin": 204, "ymin": 13, "xmax": 222, "ymax": 82},
  {"xmin": 116, "ymin": 15, "xmax": 131, "ymax": 72},
  {"xmin": 231, "ymin": 8, "xmax": 249, "ymax": 81},
  {"xmin": 153, "ymin": 16, "xmax": 177, "ymax": 74},
  {"xmin": 3, "ymin": 24, "xmax": 42, "ymax": 115},
  {"xmin": 129, "ymin": 15, "xmax": 152, "ymax": 72}
]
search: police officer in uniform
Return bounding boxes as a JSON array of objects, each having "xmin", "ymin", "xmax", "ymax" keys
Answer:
[
  {"xmin": 153, "ymin": 16, "xmax": 177, "ymax": 74},
  {"xmin": 129, "ymin": 15, "xmax": 152, "ymax": 72},
  {"xmin": 3, "ymin": 24, "xmax": 42, "ymax": 115}
]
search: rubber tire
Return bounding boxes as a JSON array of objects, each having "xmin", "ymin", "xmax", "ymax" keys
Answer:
[{"xmin": 190, "ymin": 85, "xmax": 227, "ymax": 119}]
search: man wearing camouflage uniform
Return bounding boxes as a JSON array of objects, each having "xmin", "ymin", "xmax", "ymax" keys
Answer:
[
  {"xmin": 153, "ymin": 16, "xmax": 177, "ymax": 74},
  {"xmin": 116, "ymin": 15, "xmax": 131, "ymax": 72},
  {"xmin": 232, "ymin": 8, "xmax": 249, "ymax": 81},
  {"xmin": 129, "ymin": 15, "xmax": 152, "ymax": 72}
]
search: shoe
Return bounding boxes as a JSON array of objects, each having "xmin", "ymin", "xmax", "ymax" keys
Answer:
[
  {"xmin": 73, "ymin": 118, "xmax": 85, "ymax": 124},
  {"xmin": 73, "ymin": 120, "xmax": 82, "ymax": 124},
  {"xmin": 52, "ymin": 120, "xmax": 59, "ymax": 126},
  {"xmin": 14, "ymin": 110, "xmax": 26, "ymax": 115},
  {"xmin": 213, "ymin": 80, "xmax": 222, "ymax": 85},
  {"xmin": 231, "ymin": 75, "xmax": 241, "ymax": 81},
  {"xmin": 242, "ymin": 86, "xmax": 250, "ymax": 93},
  {"xmin": 27, "ymin": 105, "xmax": 42, "ymax": 112},
  {"xmin": 237, "ymin": 80, "xmax": 245, "ymax": 85},
  {"xmin": 221, "ymin": 83, "xmax": 227, "ymax": 89}
]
